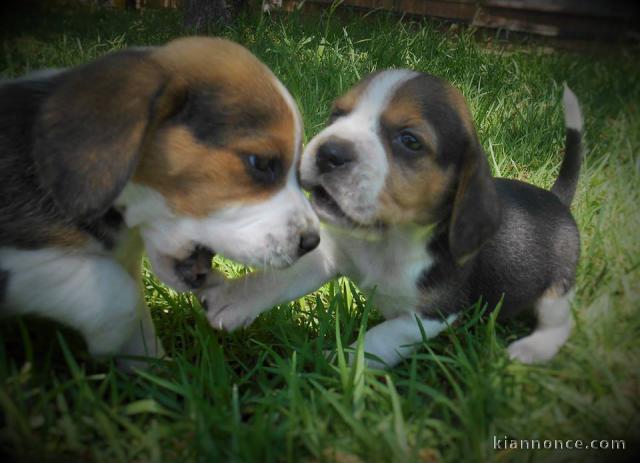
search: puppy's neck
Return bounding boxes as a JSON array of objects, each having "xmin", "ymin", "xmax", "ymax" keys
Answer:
[{"xmin": 326, "ymin": 220, "xmax": 438, "ymax": 247}]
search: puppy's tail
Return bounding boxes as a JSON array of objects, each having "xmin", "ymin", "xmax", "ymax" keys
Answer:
[{"xmin": 551, "ymin": 84, "xmax": 583, "ymax": 207}]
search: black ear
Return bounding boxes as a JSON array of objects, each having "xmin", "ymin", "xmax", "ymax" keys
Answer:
[
  {"xmin": 32, "ymin": 50, "xmax": 182, "ymax": 220},
  {"xmin": 448, "ymin": 139, "xmax": 501, "ymax": 265}
]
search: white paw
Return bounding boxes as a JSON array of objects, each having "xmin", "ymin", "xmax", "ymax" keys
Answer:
[
  {"xmin": 200, "ymin": 283, "xmax": 260, "ymax": 332},
  {"xmin": 208, "ymin": 303, "xmax": 257, "ymax": 332},
  {"xmin": 507, "ymin": 333, "xmax": 560, "ymax": 364}
]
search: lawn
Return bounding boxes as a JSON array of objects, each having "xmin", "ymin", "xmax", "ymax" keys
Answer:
[{"xmin": 1, "ymin": 5, "xmax": 639, "ymax": 463}]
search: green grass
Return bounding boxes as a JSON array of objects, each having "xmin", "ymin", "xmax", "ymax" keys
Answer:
[{"xmin": 1, "ymin": 6, "xmax": 639, "ymax": 462}]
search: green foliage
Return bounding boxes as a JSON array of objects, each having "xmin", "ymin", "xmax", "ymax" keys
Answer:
[{"xmin": 1, "ymin": 7, "xmax": 638, "ymax": 462}]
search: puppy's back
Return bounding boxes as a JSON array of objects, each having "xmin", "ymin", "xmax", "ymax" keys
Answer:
[{"xmin": 471, "ymin": 178, "xmax": 580, "ymax": 318}]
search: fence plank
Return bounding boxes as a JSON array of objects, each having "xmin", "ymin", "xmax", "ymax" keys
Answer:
[{"xmin": 283, "ymin": 0, "xmax": 639, "ymax": 40}]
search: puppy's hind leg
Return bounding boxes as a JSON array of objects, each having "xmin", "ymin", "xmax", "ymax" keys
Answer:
[
  {"xmin": 82, "ymin": 267, "xmax": 165, "ymax": 371},
  {"xmin": 1, "ymin": 248, "xmax": 163, "ymax": 369},
  {"xmin": 347, "ymin": 313, "xmax": 458, "ymax": 369},
  {"xmin": 508, "ymin": 288, "xmax": 574, "ymax": 364}
]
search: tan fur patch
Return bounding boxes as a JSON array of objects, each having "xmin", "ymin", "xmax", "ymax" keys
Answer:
[
  {"xmin": 376, "ymin": 93, "xmax": 452, "ymax": 225},
  {"xmin": 133, "ymin": 37, "xmax": 297, "ymax": 217},
  {"xmin": 381, "ymin": 96, "xmax": 438, "ymax": 154},
  {"xmin": 48, "ymin": 226, "xmax": 90, "ymax": 247},
  {"xmin": 378, "ymin": 159, "xmax": 453, "ymax": 225},
  {"xmin": 135, "ymin": 124, "xmax": 292, "ymax": 217},
  {"xmin": 331, "ymin": 76, "xmax": 374, "ymax": 115},
  {"xmin": 542, "ymin": 284, "xmax": 567, "ymax": 299}
]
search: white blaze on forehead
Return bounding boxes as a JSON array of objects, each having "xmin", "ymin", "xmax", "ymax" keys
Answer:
[
  {"xmin": 306, "ymin": 69, "xmax": 420, "ymax": 155},
  {"xmin": 350, "ymin": 69, "xmax": 420, "ymax": 129},
  {"xmin": 309, "ymin": 69, "xmax": 420, "ymax": 158}
]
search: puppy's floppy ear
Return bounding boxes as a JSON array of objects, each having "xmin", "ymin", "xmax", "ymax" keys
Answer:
[
  {"xmin": 32, "ymin": 49, "xmax": 185, "ymax": 220},
  {"xmin": 449, "ymin": 138, "xmax": 501, "ymax": 265}
]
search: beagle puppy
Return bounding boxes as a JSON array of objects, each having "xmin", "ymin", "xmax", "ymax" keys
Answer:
[
  {"xmin": 201, "ymin": 70, "xmax": 583, "ymax": 368},
  {"xmin": 0, "ymin": 37, "xmax": 319, "ymax": 366}
]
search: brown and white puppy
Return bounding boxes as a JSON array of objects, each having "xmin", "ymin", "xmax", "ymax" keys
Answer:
[
  {"xmin": 0, "ymin": 37, "xmax": 319, "ymax": 366},
  {"xmin": 201, "ymin": 70, "xmax": 583, "ymax": 368}
]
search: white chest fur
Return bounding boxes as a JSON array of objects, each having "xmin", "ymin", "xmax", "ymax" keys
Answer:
[{"xmin": 331, "ymin": 225, "xmax": 435, "ymax": 319}]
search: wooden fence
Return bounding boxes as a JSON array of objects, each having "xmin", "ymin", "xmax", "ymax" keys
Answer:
[
  {"xmin": 107, "ymin": 0, "xmax": 639, "ymax": 40},
  {"xmin": 282, "ymin": 0, "xmax": 639, "ymax": 40}
]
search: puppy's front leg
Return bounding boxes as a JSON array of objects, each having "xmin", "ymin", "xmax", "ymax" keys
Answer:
[
  {"xmin": 116, "ymin": 299, "xmax": 165, "ymax": 371},
  {"xmin": 201, "ymin": 238, "xmax": 339, "ymax": 332},
  {"xmin": 348, "ymin": 314, "xmax": 457, "ymax": 369}
]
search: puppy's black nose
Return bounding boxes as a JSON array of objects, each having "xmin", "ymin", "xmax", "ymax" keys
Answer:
[
  {"xmin": 316, "ymin": 140, "xmax": 354, "ymax": 174},
  {"xmin": 299, "ymin": 232, "xmax": 320, "ymax": 255}
]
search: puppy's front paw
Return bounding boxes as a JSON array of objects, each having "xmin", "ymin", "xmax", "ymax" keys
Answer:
[
  {"xmin": 208, "ymin": 303, "xmax": 257, "ymax": 332},
  {"xmin": 507, "ymin": 332, "xmax": 560, "ymax": 364},
  {"xmin": 200, "ymin": 283, "xmax": 261, "ymax": 332}
]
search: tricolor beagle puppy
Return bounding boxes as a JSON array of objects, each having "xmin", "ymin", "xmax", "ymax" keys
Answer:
[
  {"xmin": 201, "ymin": 70, "xmax": 583, "ymax": 368},
  {"xmin": 0, "ymin": 37, "xmax": 319, "ymax": 366}
]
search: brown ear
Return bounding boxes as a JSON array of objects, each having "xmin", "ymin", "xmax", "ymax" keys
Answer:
[
  {"xmin": 32, "ymin": 49, "xmax": 184, "ymax": 220},
  {"xmin": 449, "ymin": 139, "xmax": 501, "ymax": 265}
]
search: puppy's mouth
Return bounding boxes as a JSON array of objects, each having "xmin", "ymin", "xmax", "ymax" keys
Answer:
[
  {"xmin": 173, "ymin": 245, "xmax": 216, "ymax": 289},
  {"xmin": 310, "ymin": 186, "xmax": 364, "ymax": 229}
]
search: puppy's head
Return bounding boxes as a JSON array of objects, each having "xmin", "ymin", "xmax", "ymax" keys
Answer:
[
  {"xmin": 32, "ymin": 37, "xmax": 319, "ymax": 290},
  {"xmin": 301, "ymin": 70, "xmax": 500, "ymax": 263}
]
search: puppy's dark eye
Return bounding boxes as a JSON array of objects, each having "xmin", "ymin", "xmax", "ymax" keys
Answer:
[
  {"xmin": 397, "ymin": 131, "xmax": 423, "ymax": 151},
  {"xmin": 247, "ymin": 155, "xmax": 271, "ymax": 172},
  {"xmin": 245, "ymin": 155, "xmax": 282, "ymax": 185}
]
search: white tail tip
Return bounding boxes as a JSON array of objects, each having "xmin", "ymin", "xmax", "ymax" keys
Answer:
[{"xmin": 563, "ymin": 83, "xmax": 583, "ymax": 131}]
